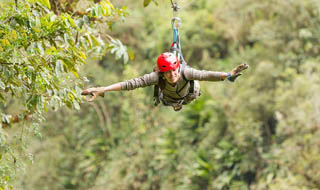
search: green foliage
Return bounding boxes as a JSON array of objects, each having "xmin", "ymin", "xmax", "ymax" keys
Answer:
[
  {"xmin": 0, "ymin": 0, "xmax": 129, "ymax": 189},
  {"xmin": 0, "ymin": 0, "xmax": 127, "ymax": 119},
  {"xmin": 143, "ymin": 0, "xmax": 158, "ymax": 7}
]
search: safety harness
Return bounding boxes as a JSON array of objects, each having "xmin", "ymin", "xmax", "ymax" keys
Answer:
[{"xmin": 153, "ymin": 1, "xmax": 194, "ymax": 106}]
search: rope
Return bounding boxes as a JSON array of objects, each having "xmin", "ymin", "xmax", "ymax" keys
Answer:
[
  {"xmin": 170, "ymin": 0, "xmax": 184, "ymax": 65},
  {"xmin": 171, "ymin": 26, "xmax": 183, "ymax": 63}
]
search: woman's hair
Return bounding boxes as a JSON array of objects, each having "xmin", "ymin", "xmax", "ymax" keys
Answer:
[{"xmin": 153, "ymin": 65, "xmax": 166, "ymax": 90}]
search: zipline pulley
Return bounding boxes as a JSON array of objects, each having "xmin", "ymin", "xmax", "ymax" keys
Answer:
[{"xmin": 170, "ymin": 0, "xmax": 180, "ymax": 12}]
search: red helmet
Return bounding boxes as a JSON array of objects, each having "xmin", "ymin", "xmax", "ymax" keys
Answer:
[{"xmin": 157, "ymin": 52, "xmax": 180, "ymax": 72}]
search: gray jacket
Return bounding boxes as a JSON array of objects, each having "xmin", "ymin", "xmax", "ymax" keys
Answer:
[{"xmin": 120, "ymin": 66, "xmax": 226, "ymax": 105}]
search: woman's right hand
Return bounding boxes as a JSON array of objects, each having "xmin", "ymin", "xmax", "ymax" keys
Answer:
[{"xmin": 81, "ymin": 87, "xmax": 105, "ymax": 101}]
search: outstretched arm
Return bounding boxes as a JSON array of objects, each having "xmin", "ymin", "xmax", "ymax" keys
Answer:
[
  {"xmin": 82, "ymin": 71, "xmax": 159, "ymax": 101},
  {"xmin": 81, "ymin": 83, "xmax": 122, "ymax": 101},
  {"xmin": 184, "ymin": 63, "xmax": 249, "ymax": 82}
]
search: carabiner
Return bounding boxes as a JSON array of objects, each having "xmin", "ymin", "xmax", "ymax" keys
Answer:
[{"xmin": 171, "ymin": 17, "xmax": 181, "ymax": 29}]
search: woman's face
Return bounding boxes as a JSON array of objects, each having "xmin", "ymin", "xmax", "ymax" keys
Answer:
[{"xmin": 164, "ymin": 67, "xmax": 180, "ymax": 84}]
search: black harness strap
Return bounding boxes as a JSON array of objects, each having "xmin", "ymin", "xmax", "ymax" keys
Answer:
[
  {"xmin": 180, "ymin": 63, "xmax": 194, "ymax": 95},
  {"xmin": 153, "ymin": 84, "xmax": 160, "ymax": 106}
]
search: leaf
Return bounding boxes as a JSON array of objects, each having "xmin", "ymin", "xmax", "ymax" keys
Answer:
[
  {"xmin": 38, "ymin": 0, "xmax": 51, "ymax": 9},
  {"xmin": 83, "ymin": 15, "xmax": 90, "ymax": 24},
  {"xmin": 68, "ymin": 92, "xmax": 74, "ymax": 101},
  {"xmin": 75, "ymin": 86, "xmax": 82, "ymax": 96},
  {"xmin": 76, "ymin": 19, "xmax": 84, "ymax": 29},
  {"xmin": 123, "ymin": 52, "xmax": 128, "ymax": 64},
  {"xmin": 83, "ymin": 35, "xmax": 92, "ymax": 48},
  {"xmin": 196, "ymin": 169, "xmax": 209, "ymax": 177},
  {"xmin": 100, "ymin": 1, "xmax": 111, "ymax": 16},
  {"xmin": 109, "ymin": 39, "xmax": 128, "ymax": 63},
  {"xmin": 55, "ymin": 60, "xmax": 64, "ymax": 76},
  {"xmin": 66, "ymin": 101, "xmax": 73, "ymax": 109},
  {"xmin": 27, "ymin": 0, "xmax": 36, "ymax": 4},
  {"xmin": 153, "ymin": 0, "xmax": 159, "ymax": 6},
  {"xmin": 50, "ymin": 14, "xmax": 57, "ymax": 22},
  {"xmin": 0, "ymin": 79, "xmax": 5, "ymax": 90},
  {"xmin": 0, "ymin": 93, "xmax": 5, "ymax": 104},
  {"xmin": 97, "ymin": 5, "xmax": 104, "ymax": 17},
  {"xmin": 2, "ymin": 114, "xmax": 11, "ymax": 124},
  {"xmin": 90, "ymin": 35, "xmax": 100, "ymax": 46},
  {"xmin": 197, "ymin": 157, "xmax": 211, "ymax": 169},
  {"xmin": 90, "ymin": 7, "xmax": 97, "ymax": 17},
  {"xmin": 62, "ymin": 58, "xmax": 73, "ymax": 71},
  {"xmin": 79, "ymin": 52, "xmax": 87, "ymax": 60},
  {"xmin": 72, "ymin": 71, "xmax": 79, "ymax": 78},
  {"xmin": 64, "ymin": 33, "xmax": 70, "ymax": 45},
  {"xmin": 103, "ymin": 0, "xmax": 114, "ymax": 10},
  {"xmin": 37, "ymin": 42, "xmax": 44, "ymax": 55},
  {"xmin": 73, "ymin": 100, "xmax": 80, "ymax": 110},
  {"xmin": 128, "ymin": 48, "xmax": 134, "ymax": 61},
  {"xmin": 143, "ymin": 0, "xmax": 152, "ymax": 7},
  {"xmin": 67, "ymin": 17, "xmax": 77, "ymax": 28}
]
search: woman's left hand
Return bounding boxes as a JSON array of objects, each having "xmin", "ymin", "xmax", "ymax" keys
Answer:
[{"xmin": 227, "ymin": 63, "xmax": 249, "ymax": 82}]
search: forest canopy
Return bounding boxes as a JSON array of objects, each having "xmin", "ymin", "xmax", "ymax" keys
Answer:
[{"xmin": 1, "ymin": 0, "xmax": 320, "ymax": 190}]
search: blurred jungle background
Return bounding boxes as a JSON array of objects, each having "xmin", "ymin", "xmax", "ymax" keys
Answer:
[{"xmin": 0, "ymin": 0, "xmax": 320, "ymax": 189}]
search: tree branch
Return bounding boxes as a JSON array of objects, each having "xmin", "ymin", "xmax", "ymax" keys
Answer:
[
  {"xmin": 89, "ymin": 102, "xmax": 106, "ymax": 133},
  {"xmin": 0, "ymin": 62, "xmax": 28, "ymax": 66},
  {"xmin": 98, "ymin": 100, "xmax": 112, "ymax": 138},
  {"xmin": 49, "ymin": 0, "xmax": 58, "ymax": 15},
  {"xmin": 0, "ymin": 62, "xmax": 14, "ymax": 65},
  {"xmin": 2, "ymin": 111, "xmax": 32, "ymax": 129}
]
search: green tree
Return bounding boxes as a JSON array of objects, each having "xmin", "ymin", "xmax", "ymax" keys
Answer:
[{"xmin": 0, "ymin": 0, "xmax": 128, "ymax": 189}]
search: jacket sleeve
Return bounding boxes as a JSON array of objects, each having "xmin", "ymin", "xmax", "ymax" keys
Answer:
[
  {"xmin": 183, "ymin": 66, "xmax": 227, "ymax": 81},
  {"xmin": 120, "ymin": 72, "xmax": 159, "ymax": 91}
]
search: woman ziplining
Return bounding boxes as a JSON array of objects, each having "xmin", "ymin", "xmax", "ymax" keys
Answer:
[
  {"xmin": 81, "ymin": 0, "xmax": 249, "ymax": 111},
  {"xmin": 81, "ymin": 56, "xmax": 248, "ymax": 111}
]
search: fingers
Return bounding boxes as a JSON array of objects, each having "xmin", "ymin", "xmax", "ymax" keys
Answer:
[
  {"xmin": 231, "ymin": 63, "xmax": 249, "ymax": 76},
  {"xmin": 88, "ymin": 93, "xmax": 97, "ymax": 102},
  {"xmin": 82, "ymin": 87, "xmax": 105, "ymax": 101},
  {"xmin": 81, "ymin": 89, "xmax": 93, "ymax": 96},
  {"xmin": 243, "ymin": 62, "xmax": 249, "ymax": 69},
  {"xmin": 240, "ymin": 63, "xmax": 249, "ymax": 70},
  {"xmin": 236, "ymin": 64, "xmax": 248, "ymax": 72},
  {"xmin": 81, "ymin": 90, "xmax": 87, "ymax": 95},
  {"xmin": 81, "ymin": 88, "xmax": 95, "ymax": 95},
  {"xmin": 82, "ymin": 88, "xmax": 98, "ymax": 101}
]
